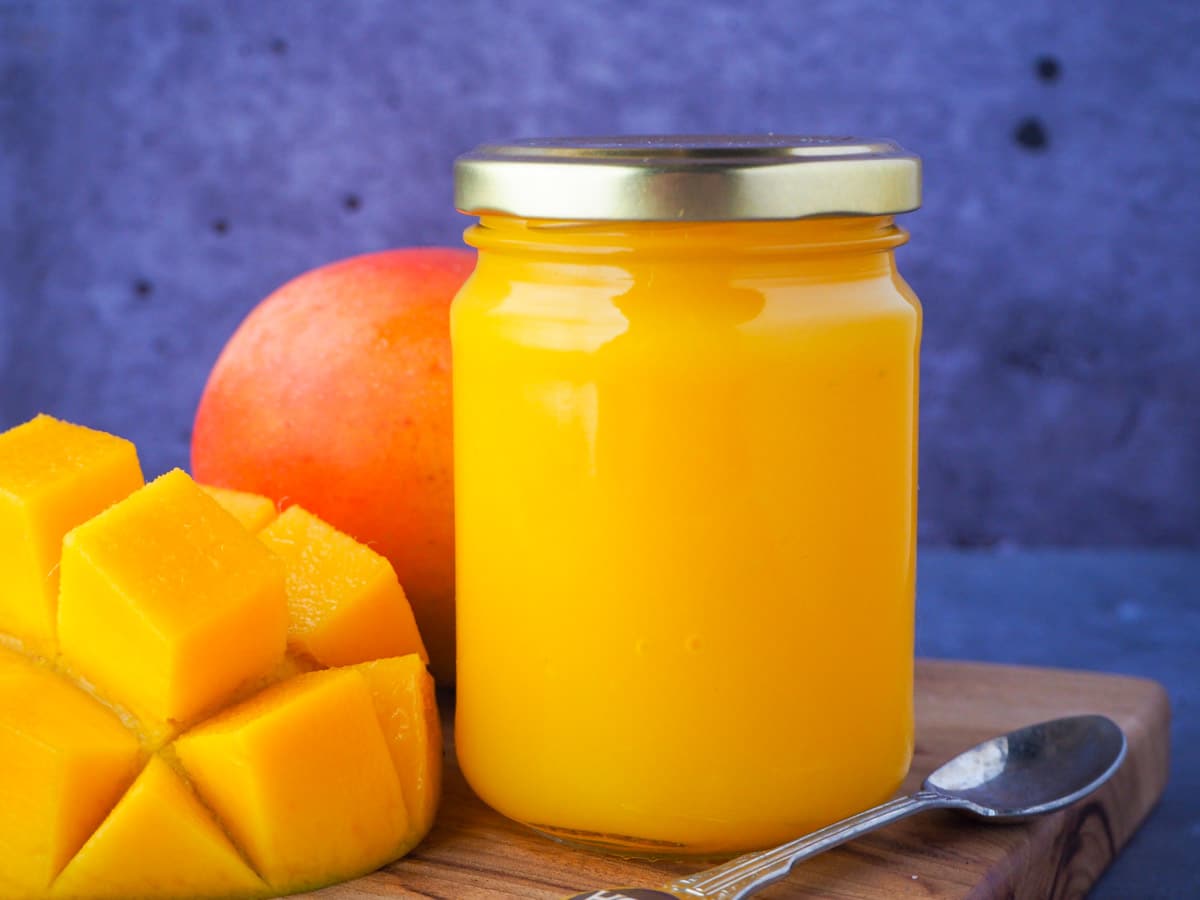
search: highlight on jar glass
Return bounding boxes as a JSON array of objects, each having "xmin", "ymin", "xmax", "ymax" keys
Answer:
[{"xmin": 450, "ymin": 136, "xmax": 923, "ymax": 858}]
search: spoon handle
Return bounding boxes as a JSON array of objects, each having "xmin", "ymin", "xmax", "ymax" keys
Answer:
[{"xmin": 667, "ymin": 790, "xmax": 946, "ymax": 899}]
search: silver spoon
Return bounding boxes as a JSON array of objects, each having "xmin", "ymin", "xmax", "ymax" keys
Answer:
[{"xmin": 567, "ymin": 714, "xmax": 1126, "ymax": 900}]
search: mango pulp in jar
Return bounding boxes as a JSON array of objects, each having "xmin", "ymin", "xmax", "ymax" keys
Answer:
[{"xmin": 452, "ymin": 137, "xmax": 922, "ymax": 856}]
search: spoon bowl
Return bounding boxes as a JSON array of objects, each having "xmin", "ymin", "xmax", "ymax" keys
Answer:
[{"xmin": 924, "ymin": 713, "xmax": 1127, "ymax": 820}]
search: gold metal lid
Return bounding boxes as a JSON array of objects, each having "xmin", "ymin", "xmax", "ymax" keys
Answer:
[{"xmin": 454, "ymin": 135, "xmax": 920, "ymax": 221}]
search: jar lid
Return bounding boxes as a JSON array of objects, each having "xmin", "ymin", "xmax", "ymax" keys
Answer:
[{"xmin": 454, "ymin": 135, "xmax": 920, "ymax": 221}]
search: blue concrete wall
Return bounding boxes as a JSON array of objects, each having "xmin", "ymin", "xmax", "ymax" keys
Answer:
[{"xmin": 2, "ymin": 0, "xmax": 1197, "ymax": 546}]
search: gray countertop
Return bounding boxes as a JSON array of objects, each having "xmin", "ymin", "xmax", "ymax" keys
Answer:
[{"xmin": 916, "ymin": 549, "xmax": 1198, "ymax": 898}]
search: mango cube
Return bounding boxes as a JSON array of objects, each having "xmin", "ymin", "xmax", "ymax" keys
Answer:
[
  {"xmin": 174, "ymin": 666, "xmax": 412, "ymax": 891},
  {"xmin": 52, "ymin": 756, "xmax": 266, "ymax": 899},
  {"xmin": 57, "ymin": 469, "xmax": 287, "ymax": 740},
  {"xmin": 358, "ymin": 655, "xmax": 442, "ymax": 838},
  {"xmin": 0, "ymin": 651, "xmax": 142, "ymax": 894},
  {"xmin": 200, "ymin": 484, "xmax": 278, "ymax": 532},
  {"xmin": 258, "ymin": 505, "xmax": 428, "ymax": 668},
  {"xmin": 0, "ymin": 415, "xmax": 143, "ymax": 656}
]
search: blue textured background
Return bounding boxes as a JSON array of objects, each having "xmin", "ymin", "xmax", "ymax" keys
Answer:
[
  {"xmin": 1, "ymin": 2, "xmax": 1199, "ymax": 896},
  {"xmin": 2, "ymin": 0, "xmax": 1197, "ymax": 547}
]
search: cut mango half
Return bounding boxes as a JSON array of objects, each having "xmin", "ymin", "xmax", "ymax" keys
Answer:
[{"xmin": 0, "ymin": 417, "xmax": 442, "ymax": 898}]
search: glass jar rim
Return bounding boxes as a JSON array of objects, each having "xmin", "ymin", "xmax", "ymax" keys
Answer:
[{"xmin": 454, "ymin": 135, "xmax": 921, "ymax": 222}]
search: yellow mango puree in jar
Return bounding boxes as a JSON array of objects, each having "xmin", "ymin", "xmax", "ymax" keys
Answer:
[{"xmin": 451, "ymin": 137, "xmax": 923, "ymax": 856}]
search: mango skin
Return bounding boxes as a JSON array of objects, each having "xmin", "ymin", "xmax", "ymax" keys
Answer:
[{"xmin": 0, "ymin": 417, "xmax": 442, "ymax": 898}]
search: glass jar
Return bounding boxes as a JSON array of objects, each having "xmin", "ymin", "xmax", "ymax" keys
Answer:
[{"xmin": 451, "ymin": 137, "xmax": 922, "ymax": 857}]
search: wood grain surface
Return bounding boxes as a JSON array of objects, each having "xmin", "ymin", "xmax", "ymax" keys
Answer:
[{"xmin": 306, "ymin": 660, "xmax": 1170, "ymax": 899}]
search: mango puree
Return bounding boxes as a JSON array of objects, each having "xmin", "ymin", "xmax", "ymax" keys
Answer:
[{"xmin": 454, "ymin": 216, "xmax": 920, "ymax": 854}]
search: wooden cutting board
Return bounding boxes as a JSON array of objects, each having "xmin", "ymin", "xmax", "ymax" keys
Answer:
[{"xmin": 308, "ymin": 660, "xmax": 1169, "ymax": 899}]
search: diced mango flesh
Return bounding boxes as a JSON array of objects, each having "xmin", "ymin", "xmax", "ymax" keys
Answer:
[
  {"xmin": 259, "ymin": 505, "xmax": 428, "ymax": 667},
  {"xmin": 52, "ymin": 756, "xmax": 266, "ymax": 899},
  {"xmin": 0, "ymin": 651, "xmax": 142, "ymax": 894},
  {"xmin": 200, "ymin": 484, "xmax": 279, "ymax": 532},
  {"xmin": 174, "ymin": 667, "xmax": 412, "ymax": 891},
  {"xmin": 358, "ymin": 655, "xmax": 442, "ymax": 838},
  {"xmin": 0, "ymin": 415, "xmax": 143, "ymax": 656},
  {"xmin": 57, "ymin": 470, "xmax": 287, "ymax": 740},
  {"xmin": 0, "ymin": 417, "xmax": 441, "ymax": 898}
]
